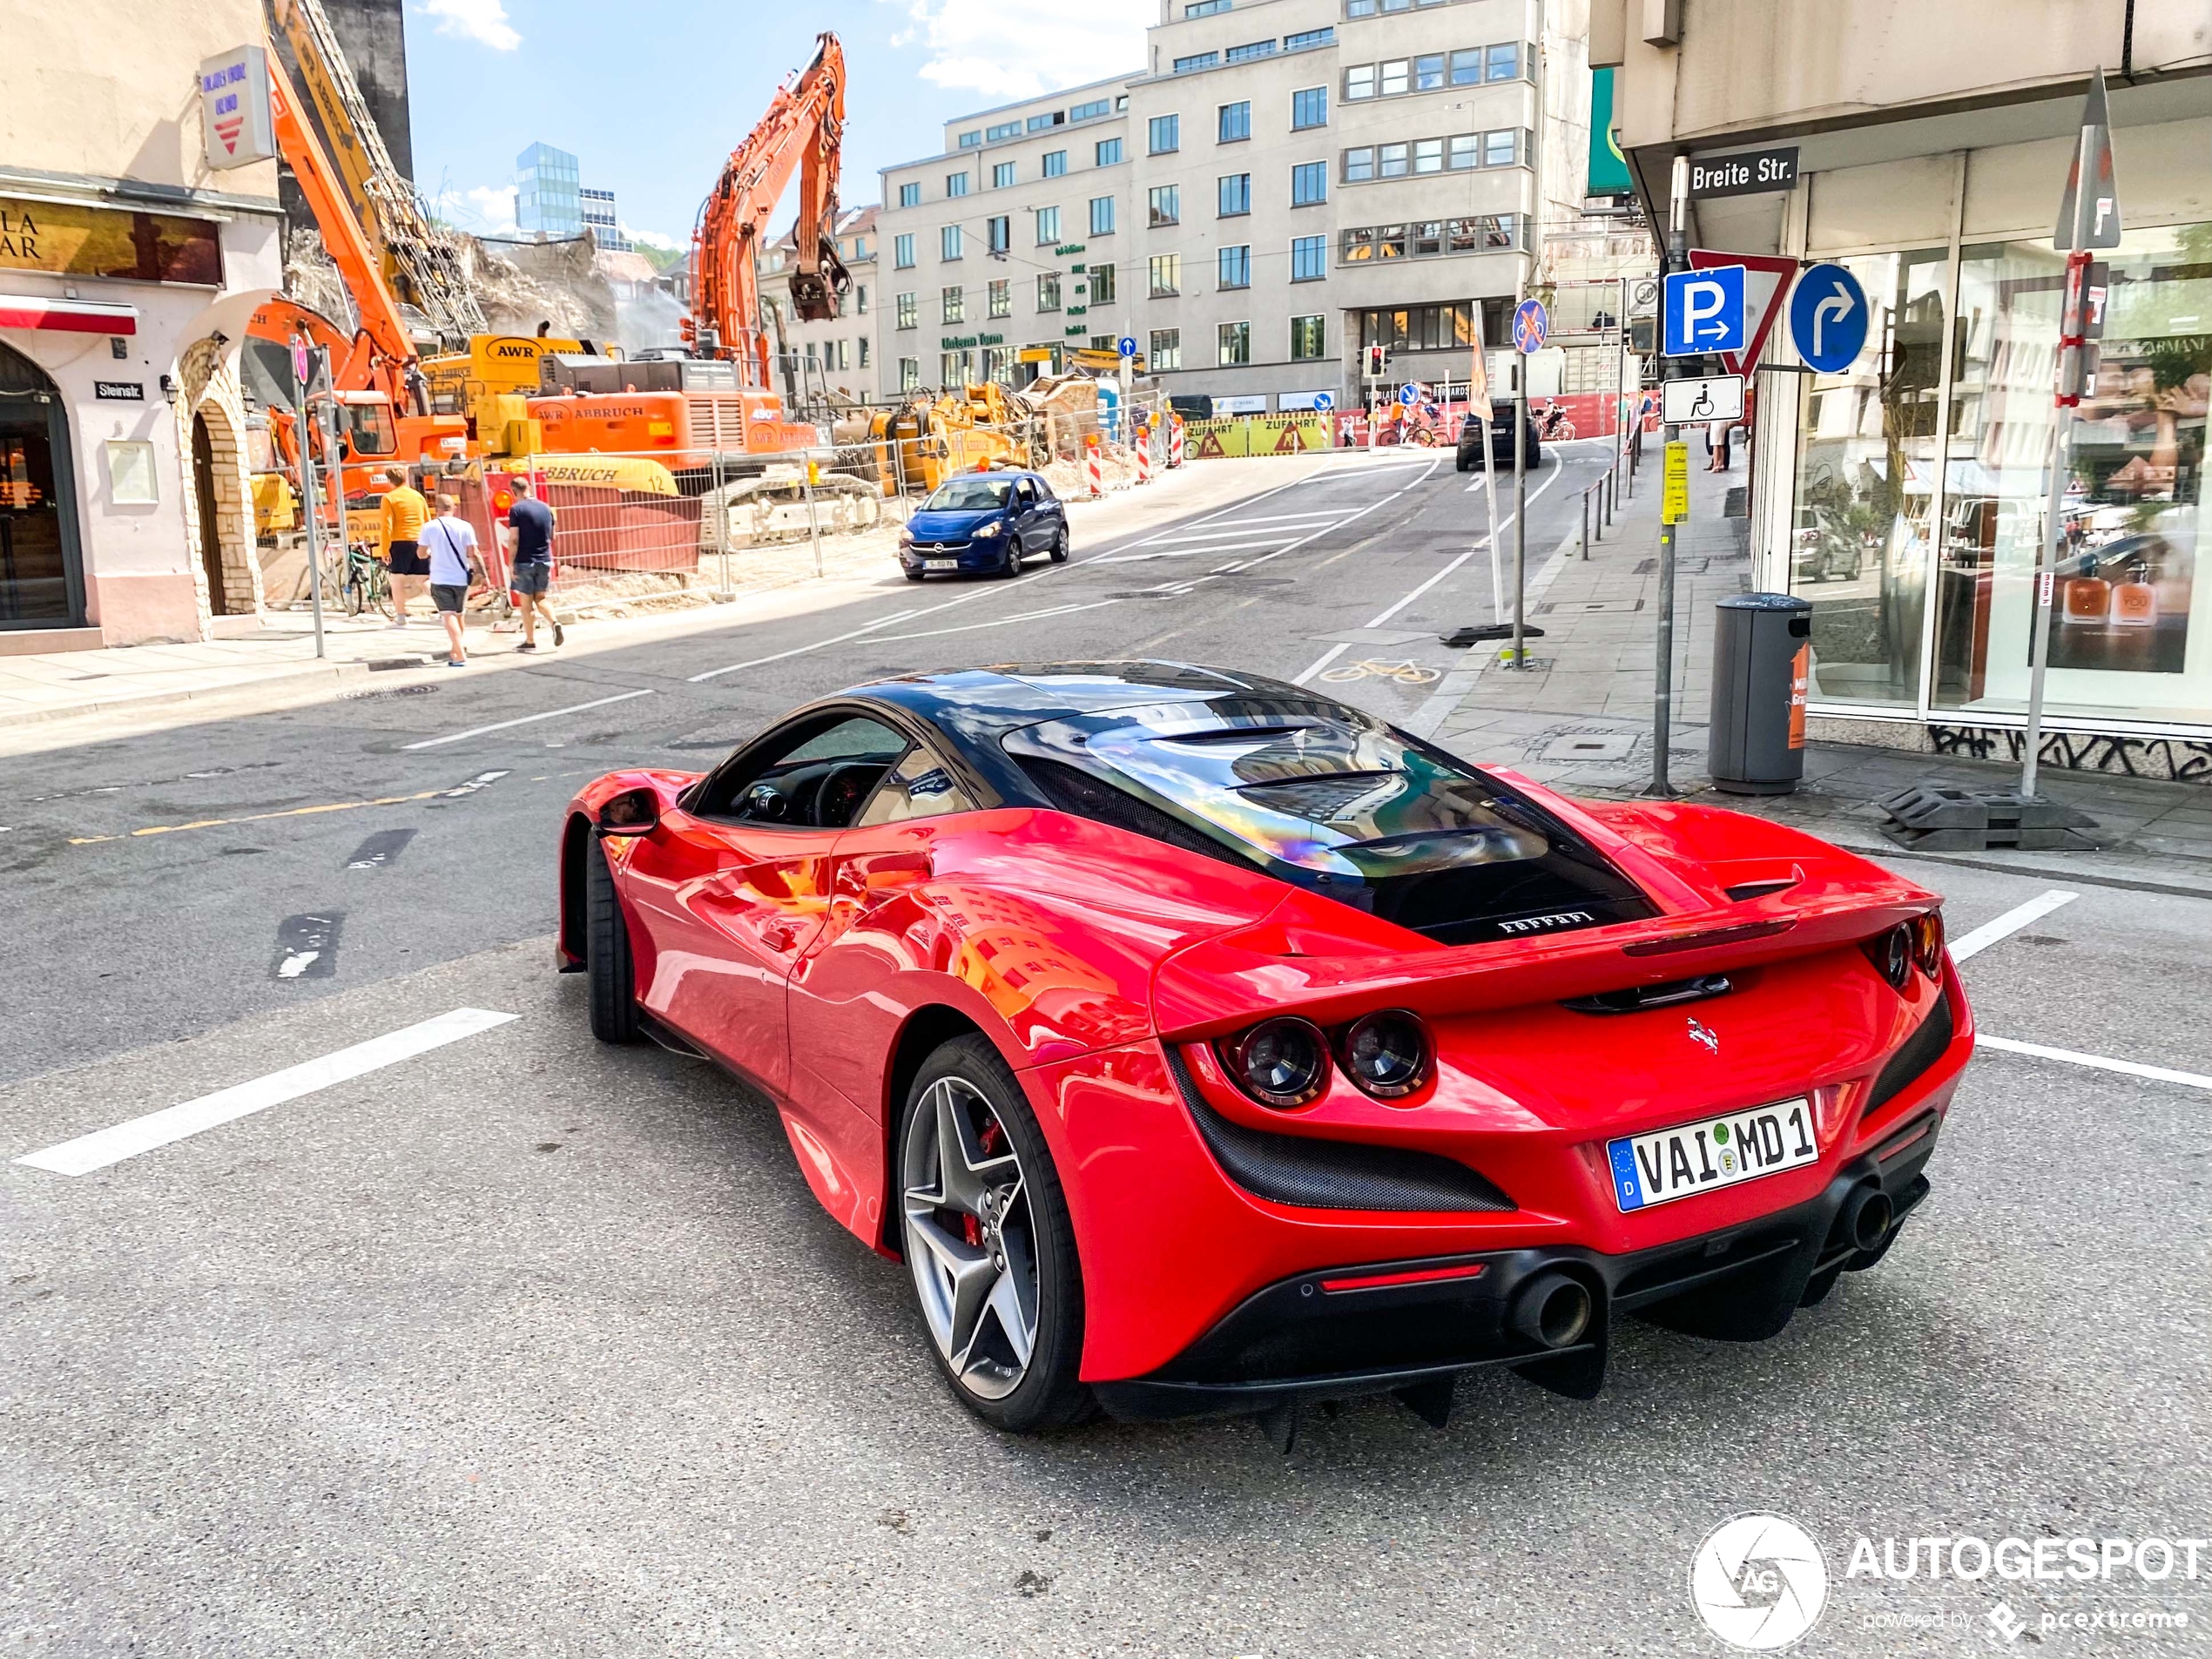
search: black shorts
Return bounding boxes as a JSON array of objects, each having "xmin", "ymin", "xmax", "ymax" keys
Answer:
[
  {"xmin": 386, "ymin": 540, "xmax": 428, "ymax": 577},
  {"xmin": 430, "ymin": 583, "xmax": 468, "ymax": 614},
  {"xmin": 509, "ymin": 560, "xmax": 552, "ymax": 597}
]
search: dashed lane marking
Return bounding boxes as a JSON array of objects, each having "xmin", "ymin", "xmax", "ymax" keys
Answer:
[
  {"xmin": 1949, "ymin": 890, "xmax": 2079, "ymax": 961},
  {"xmin": 1978, "ymin": 1035, "xmax": 2212, "ymax": 1094},
  {"xmin": 13, "ymin": 1008, "xmax": 520, "ymax": 1177}
]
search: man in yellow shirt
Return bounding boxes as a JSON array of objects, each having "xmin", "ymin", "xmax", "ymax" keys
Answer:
[{"xmin": 377, "ymin": 467, "xmax": 430, "ymax": 627}]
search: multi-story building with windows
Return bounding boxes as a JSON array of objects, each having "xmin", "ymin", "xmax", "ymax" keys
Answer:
[
  {"xmin": 871, "ymin": 3, "xmax": 1634, "ymax": 414},
  {"xmin": 874, "ymin": 77, "xmax": 1134, "ymax": 398},
  {"xmin": 578, "ymin": 185, "xmax": 630, "ymax": 253},
  {"xmin": 758, "ymin": 205, "xmax": 879, "ymax": 403},
  {"xmin": 515, "ymin": 141, "xmax": 582, "ymax": 239}
]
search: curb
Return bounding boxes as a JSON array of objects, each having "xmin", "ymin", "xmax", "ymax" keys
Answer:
[{"xmin": 5, "ymin": 656, "xmax": 377, "ymax": 731}]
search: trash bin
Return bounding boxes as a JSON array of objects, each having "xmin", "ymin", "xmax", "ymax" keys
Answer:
[{"xmin": 1708, "ymin": 593, "xmax": 1812, "ymax": 795}]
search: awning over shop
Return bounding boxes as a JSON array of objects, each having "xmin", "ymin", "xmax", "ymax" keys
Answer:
[{"xmin": 0, "ymin": 294, "xmax": 139, "ymax": 335}]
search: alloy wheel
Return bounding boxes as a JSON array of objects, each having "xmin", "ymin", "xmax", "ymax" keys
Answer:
[{"xmin": 901, "ymin": 1076, "xmax": 1040, "ymax": 1400}]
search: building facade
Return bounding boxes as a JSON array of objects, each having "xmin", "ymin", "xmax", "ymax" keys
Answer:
[
  {"xmin": 759, "ymin": 205, "xmax": 878, "ymax": 404},
  {"xmin": 872, "ymin": 1, "xmax": 1636, "ymax": 416},
  {"xmin": 578, "ymin": 185, "xmax": 629, "ymax": 252},
  {"xmin": 1602, "ymin": 0, "xmax": 2211, "ymax": 761},
  {"xmin": 515, "ymin": 141, "xmax": 582, "ymax": 239},
  {"xmin": 1, "ymin": 0, "xmax": 287, "ymax": 649}
]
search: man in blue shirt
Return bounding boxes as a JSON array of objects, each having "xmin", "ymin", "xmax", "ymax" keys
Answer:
[
  {"xmin": 420, "ymin": 494, "xmax": 480, "ymax": 668},
  {"xmin": 501, "ymin": 475, "xmax": 565, "ymax": 652}
]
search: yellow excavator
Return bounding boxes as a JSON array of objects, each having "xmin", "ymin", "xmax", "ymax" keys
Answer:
[{"xmin": 865, "ymin": 381, "xmax": 1030, "ymax": 496}]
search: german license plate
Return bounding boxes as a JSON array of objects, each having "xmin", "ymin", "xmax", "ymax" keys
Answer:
[
  {"xmin": 1606, "ymin": 1098, "xmax": 1817, "ymax": 1211},
  {"xmin": 923, "ymin": 558, "xmax": 958, "ymax": 572}
]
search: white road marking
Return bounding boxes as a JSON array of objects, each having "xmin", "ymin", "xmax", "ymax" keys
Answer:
[
  {"xmin": 1949, "ymin": 890, "xmax": 2079, "ymax": 961},
  {"xmin": 1370, "ymin": 457, "xmax": 1562, "ymax": 631},
  {"xmin": 402, "ymin": 691, "xmax": 655, "ymax": 751},
  {"xmin": 275, "ymin": 950, "xmax": 319, "ymax": 979},
  {"xmin": 1293, "ymin": 642, "xmax": 1352, "ymax": 685},
  {"xmin": 14, "ymin": 1008, "xmax": 521, "ymax": 1177},
  {"xmin": 1978, "ymin": 1035, "xmax": 2212, "ymax": 1094},
  {"xmin": 865, "ymin": 601, "xmax": 1122, "ymax": 644},
  {"xmin": 442, "ymin": 770, "xmax": 510, "ymax": 797}
]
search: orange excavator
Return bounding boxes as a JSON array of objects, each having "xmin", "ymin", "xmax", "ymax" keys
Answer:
[{"xmin": 524, "ymin": 33, "xmax": 847, "ymax": 469}]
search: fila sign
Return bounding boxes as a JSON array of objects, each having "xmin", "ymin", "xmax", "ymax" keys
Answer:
[{"xmin": 199, "ymin": 44, "xmax": 277, "ymax": 171}]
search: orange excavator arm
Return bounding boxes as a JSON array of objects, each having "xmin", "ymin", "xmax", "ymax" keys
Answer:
[
  {"xmin": 684, "ymin": 31, "xmax": 850, "ymax": 389},
  {"xmin": 267, "ymin": 50, "xmax": 419, "ymax": 398}
]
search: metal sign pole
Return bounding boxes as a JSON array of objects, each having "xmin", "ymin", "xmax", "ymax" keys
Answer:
[
  {"xmin": 1649, "ymin": 157, "xmax": 1690, "ymax": 797},
  {"xmin": 2024, "ymin": 112, "xmax": 2102, "ymax": 800},
  {"xmin": 294, "ymin": 344, "xmax": 326, "ymax": 659}
]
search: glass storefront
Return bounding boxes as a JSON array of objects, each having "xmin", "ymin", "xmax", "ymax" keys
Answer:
[{"xmin": 1787, "ymin": 222, "xmax": 2211, "ymax": 731}]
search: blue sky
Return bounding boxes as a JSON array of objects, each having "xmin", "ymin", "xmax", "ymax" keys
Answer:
[{"xmin": 403, "ymin": 0, "xmax": 1152, "ymax": 248}]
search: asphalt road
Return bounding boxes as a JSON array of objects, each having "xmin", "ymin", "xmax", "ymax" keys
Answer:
[{"xmin": 4, "ymin": 449, "xmax": 2209, "ymax": 1656}]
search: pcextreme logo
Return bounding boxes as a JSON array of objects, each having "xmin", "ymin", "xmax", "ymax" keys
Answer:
[{"xmin": 1690, "ymin": 1514, "xmax": 1829, "ymax": 1650}]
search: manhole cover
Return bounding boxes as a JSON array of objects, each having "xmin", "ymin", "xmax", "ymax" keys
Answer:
[
  {"xmin": 1540, "ymin": 599, "xmax": 1643, "ymax": 615},
  {"xmin": 1541, "ymin": 732, "xmax": 1636, "ymax": 762}
]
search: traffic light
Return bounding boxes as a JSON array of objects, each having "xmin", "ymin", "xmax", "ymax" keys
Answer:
[{"xmin": 1363, "ymin": 344, "xmax": 1388, "ymax": 379}]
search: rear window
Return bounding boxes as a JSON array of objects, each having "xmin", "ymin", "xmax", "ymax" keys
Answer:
[{"xmin": 1007, "ymin": 706, "xmax": 1653, "ymax": 945}]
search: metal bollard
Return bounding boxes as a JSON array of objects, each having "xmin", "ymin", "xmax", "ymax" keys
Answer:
[{"xmin": 1581, "ymin": 489, "xmax": 1590, "ymax": 561}]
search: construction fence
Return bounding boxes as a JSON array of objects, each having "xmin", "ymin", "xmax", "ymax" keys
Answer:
[{"xmin": 1182, "ymin": 413, "xmax": 1332, "ymax": 459}]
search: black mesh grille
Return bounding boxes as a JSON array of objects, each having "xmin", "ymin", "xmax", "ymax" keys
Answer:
[
  {"xmin": 1868, "ymin": 990, "xmax": 1956, "ymax": 1111},
  {"xmin": 1163, "ymin": 1045, "xmax": 1516, "ymax": 1213}
]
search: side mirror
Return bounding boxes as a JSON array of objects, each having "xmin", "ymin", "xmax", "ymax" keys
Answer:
[{"xmin": 597, "ymin": 786, "xmax": 660, "ymax": 836}]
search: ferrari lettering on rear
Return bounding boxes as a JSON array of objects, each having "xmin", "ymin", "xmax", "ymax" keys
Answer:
[{"xmin": 1496, "ymin": 910, "xmax": 1595, "ymax": 934}]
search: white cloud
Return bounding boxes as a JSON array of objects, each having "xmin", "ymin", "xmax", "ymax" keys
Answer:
[
  {"xmin": 881, "ymin": 0, "xmax": 1147, "ymax": 101},
  {"xmin": 429, "ymin": 183, "xmax": 519, "ymax": 235},
  {"xmin": 416, "ymin": 0, "xmax": 522, "ymax": 51},
  {"xmin": 624, "ymin": 224, "xmax": 678, "ymax": 251}
]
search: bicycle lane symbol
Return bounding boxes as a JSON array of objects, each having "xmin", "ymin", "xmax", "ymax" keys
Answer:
[{"xmin": 1319, "ymin": 659, "xmax": 1441, "ymax": 686}]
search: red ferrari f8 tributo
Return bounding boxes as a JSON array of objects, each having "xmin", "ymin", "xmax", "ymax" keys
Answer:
[{"xmin": 557, "ymin": 663, "xmax": 1972, "ymax": 1435}]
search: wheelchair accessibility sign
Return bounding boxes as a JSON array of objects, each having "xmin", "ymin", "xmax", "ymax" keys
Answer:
[{"xmin": 1661, "ymin": 374, "xmax": 1744, "ymax": 425}]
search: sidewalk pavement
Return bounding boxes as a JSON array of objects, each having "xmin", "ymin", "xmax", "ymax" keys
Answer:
[
  {"xmin": 0, "ymin": 452, "xmax": 1351, "ymax": 741},
  {"xmin": 1407, "ymin": 435, "xmax": 2212, "ymax": 898}
]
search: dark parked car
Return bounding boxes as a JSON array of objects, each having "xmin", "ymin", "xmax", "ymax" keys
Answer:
[
  {"xmin": 1455, "ymin": 406, "xmax": 1543, "ymax": 472},
  {"xmin": 898, "ymin": 469, "xmax": 1069, "ymax": 580}
]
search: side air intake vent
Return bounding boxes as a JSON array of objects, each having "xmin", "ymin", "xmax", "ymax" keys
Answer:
[
  {"xmin": 1867, "ymin": 990, "xmax": 1956, "ymax": 1111},
  {"xmin": 1164, "ymin": 1045, "xmax": 1515, "ymax": 1213}
]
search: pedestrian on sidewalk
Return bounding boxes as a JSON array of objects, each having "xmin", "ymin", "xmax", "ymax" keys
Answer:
[
  {"xmin": 378, "ymin": 467, "xmax": 429, "ymax": 626},
  {"xmin": 501, "ymin": 476, "xmax": 566, "ymax": 653},
  {"xmin": 420, "ymin": 494, "xmax": 482, "ymax": 668},
  {"xmin": 1707, "ymin": 416, "xmax": 1733, "ymax": 473}
]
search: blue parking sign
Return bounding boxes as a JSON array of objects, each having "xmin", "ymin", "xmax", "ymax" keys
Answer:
[{"xmin": 1663, "ymin": 265, "xmax": 1746, "ymax": 357}]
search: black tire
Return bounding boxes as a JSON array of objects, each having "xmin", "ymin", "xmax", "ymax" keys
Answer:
[
  {"xmin": 897, "ymin": 1034, "xmax": 1089, "ymax": 1433},
  {"xmin": 1049, "ymin": 529, "xmax": 1069, "ymax": 563},
  {"xmin": 341, "ymin": 570, "xmax": 366, "ymax": 617},
  {"xmin": 1455, "ymin": 453, "xmax": 1472, "ymax": 473},
  {"xmin": 584, "ymin": 835, "xmax": 642, "ymax": 1043},
  {"xmin": 903, "ymin": 567, "xmax": 927, "ymax": 582},
  {"xmin": 995, "ymin": 544, "xmax": 1022, "ymax": 577}
]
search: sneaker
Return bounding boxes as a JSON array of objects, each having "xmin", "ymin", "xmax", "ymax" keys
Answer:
[
  {"xmin": 551, "ymin": 622, "xmax": 565, "ymax": 647},
  {"xmin": 446, "ymin": 657, "xmax": 467, "ymax": 668},
  {"xmin": 516, "ymin": 641, "xmax": 537, "ymax": 652},
  {"xmin": 388, "ymin": 618, "xmax": 408, "ymax": 630}
]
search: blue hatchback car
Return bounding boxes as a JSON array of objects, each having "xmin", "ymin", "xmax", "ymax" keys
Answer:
[{"xmin": 898, "ymin": 469, "xmax": 1070, "ymax": 579}]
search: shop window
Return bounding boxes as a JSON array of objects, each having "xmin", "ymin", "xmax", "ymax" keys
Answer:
[{"xmin": 1150, "ymin": 327, "xmax": 1182, "ymax": 370}]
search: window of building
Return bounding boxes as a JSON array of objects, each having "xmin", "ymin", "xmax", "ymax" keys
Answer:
[
  {"xmin": 898, "ymin": 182, "xmax": 921, "ymax": 209},
  {"xmin": 1291, "ymin": 87, "xmax": 1327, "ymax": 130},
  {"xmin": 1485, "ymin": 129, "xmax": 1516, "ymax": 166},
  {"xmin": 1149, "ymin": 185, "xmax": 1180, "ymax": 226},
  {"xmin": 1096, "ymin": 137, "xmax": 1123, "ymax": 165},
  {"xmin": 1071, "ymin": 98, "xmax": 1112, "ymax": 121},
  {"xmin": 941, "ymin": 225, "xmax": 963, "ymax": 260},
  {"xmin": 1344, "ymin": 147, "xmax": 1373, "ymax": 183},
  {"xmin": 1149, "ymin": 114, "xmax": 1180, "ymax": 154},
  {"xmin": 894, "ymin": 233, "xmax": 915, "ymax": 268},
  {"xmin": 1174, "ymin": 51, "xmax": 1219, "ymax": 73},
  {"xmin": 988, "ymin": 214, "xmax": 1010, "ymax": 253},
  {"xmin": 947, "ymin": 172, "xmax": 969, "ymax": 198},
  {"xmin": 993, "ymin": 160, "xmax": 1015, "ymax": 189},
  {"xmin": 1487, "ymin": 42, "xmax": 1520, "ymax": 79},
  {"xmin": 1186, "ymin": 0, "xmax": 1230, "ymax": 13},
  {"xmin": 1036, "ymin": 273, "xmax": 1062, "ymax": 311},
  {"xmin": 1345, "ymin": 64, "xmax": 1375, "ymax": 99},
  {"xmin": 942, "ymin": 349, "xmax": 974, "ymax": 383},
  {"xmin": 1217, "ymin": 320, "xmax": 1251, "ymax": 365},
  {"xmin": 1225, "ymin": 39, "xmax": 1274, "ymax": 64},
  {"xmin": 1414, "ymin": 53, "xmax": 1446, "ymax": 91},
  {"xmin": 1089, "ymin": 196, "xmax": 1116, "ymax": 235},
  {"xmin": 941, "ymin": 287, "xmax": 965, "ymax": 323},
  {"xmin": 1219, "ymin": 101, "xmax": 1251, "ymax": 142},
  {"xmin": 1291, "ymin": 234, "xmax": 1326, "ymax": 281},
  {"xmin": 988, "ymin": 279, "xmax": 1011, "ymax": 318},
  {"xmin": 1379, "ymin": 59, "xmax": 1409, "ymax": 96},
  {"xmin": 1150, "ymin": 327, "xmax": 1181, "ymax": 370},
  {"xmin": 1379, "ymin": 142, "xmax": 1409, "ymax": 179},
  {"xmin": 804, "ymin": 342, "xmax": 819, "ymax": 374},
  {"xmin": 1043, "ymin": 150, "xmax": 1067, "ymax": 178},
  {"xmin": 1285, "ymin": 26, "xmax": 1333, "ymax": 51},
  {"xmin": 856, "ymin": 285, "xmax": 869, "ymax": 314},
  {"xmin": 1291, "ymin": 161, "xmax": 1326, "ymax": 206},
  {"xmin": 1149, "ymin": 253, "xmax": 1181, "ymax": 296},
  {"xmin": 1028, "ymin": 111, "xmax": 1064, "ymax": 132},
  {"xmin": 1217, "ymin": 245, "xmax": 1251, "ymax": 289},
  {"xmin": 896, "ymin": 291, "xmax": 918, "ymax": 328},
  {"xmin": 1217, "ymin": 173, "xmax": 1251, "ymax": 216},
  {"xmin": 1449, "ymin": 48, "xmax": 1481, "ymax": 85},
  {"xmin": 987, "ymin": 121, "xmax": 1021, "ymax": 141},
  {"xmin": 1414, "ymin": 138, "xmax": 1444, "ymax": 174},
  {"xmin": 1035, "ymin": 206, "xmax": 1061, "ymax": 244},
  {"xmin": 1291, "ymin": 314, "xmax": 1325, "ymax": 361},
  {"xmin": 957, "ymin": 132, "xmax": 981, "ymax": 150},
  {"xmin": 900, "ymin": 356, "xmax": 921, "ymax": 390},
  {"xmin": 858, "ymin": 337, "xmax": 870, "ymax": 368},
  {"xmin": 1339, "ymin": 216, "xmax": 1514, "ymax": 265},
  {"xmin": 1091, "ymin": 262, "xmax": 1116, "ymax": 303},
  {"xmin": 1355, "ymin": 301, "xmax": 1481, "ymax": 353}
]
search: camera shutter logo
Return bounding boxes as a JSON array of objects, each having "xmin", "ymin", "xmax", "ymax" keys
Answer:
[{"xmin": 1689, "ymin": 1514, "xmax": 1828, "ymax": 1650}]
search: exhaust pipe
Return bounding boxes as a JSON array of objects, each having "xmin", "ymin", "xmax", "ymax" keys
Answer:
[
  {"xmin": 1843, "ymin": 1184, "xmax": 1894, "ymax": 1254},
  {"xmin": 1511, "ymin": 1271, "xmax": 1594, "ymax": 1351}
]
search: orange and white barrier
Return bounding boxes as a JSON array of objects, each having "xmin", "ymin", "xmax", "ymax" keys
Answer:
[
  {"xmin": 1136, "ymin": 426, "xmax": 1152, "ymax": 486},
  {"xmin": 1169, "ymin": 421, "xmax": 1184, "ymax": 469}
]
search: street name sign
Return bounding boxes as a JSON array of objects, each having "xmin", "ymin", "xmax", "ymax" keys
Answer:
[{"xmin": 1687, "ymin": 146, "xmax": 1798, "ymax": 199}]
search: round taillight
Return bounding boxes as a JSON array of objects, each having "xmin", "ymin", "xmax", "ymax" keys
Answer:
[
  {"xmin": 1224, "ymin": 1018, "xmax": 1331, "ymax": 1109},
  {"xmin": 1910, "ymin": 911, "xmax": 1945, "ymax": 979},
  {"xmin": 1339, "ymin": 1010, "xmax": 1432, "ymax": 1099},
  {"xmin": 1867, "ymin": 924, "xmax": 1912, "ymax": 991}
]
